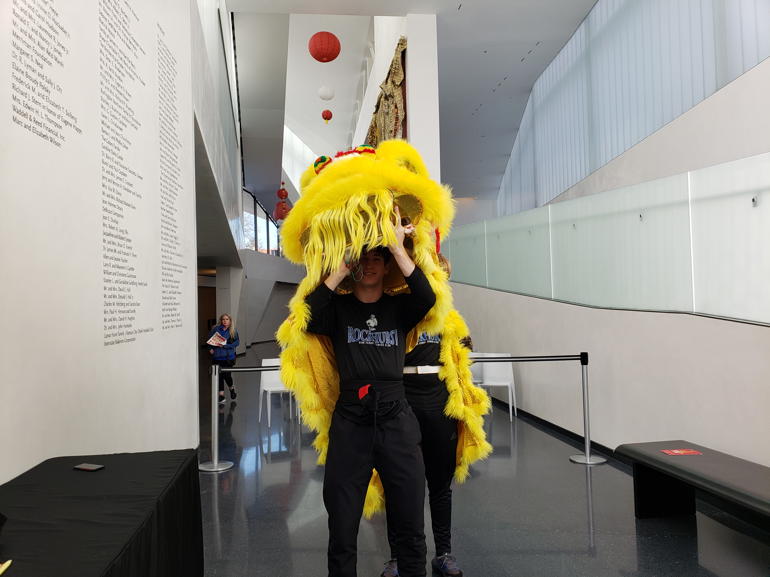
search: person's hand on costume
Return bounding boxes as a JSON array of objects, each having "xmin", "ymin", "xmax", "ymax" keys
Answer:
[
  {"xmin": 389, "ymin": 205, "xmax": 415, "ymax": 255},
  {"xmin": 324, "ymin": 258, "xmax": 350, "ymax": 291},
  {"xmin": 388, "ymin": 205, "xmax": 416, "ymax": 277}
]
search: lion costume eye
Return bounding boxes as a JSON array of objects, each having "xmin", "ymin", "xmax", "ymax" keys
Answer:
[
  {"xmin": 394, "ymin": 194, "xmax": 423, "ymax": 227},
  {"xmin": 397, "ymin": 159, "xmax": 418, "ymax": 174}
]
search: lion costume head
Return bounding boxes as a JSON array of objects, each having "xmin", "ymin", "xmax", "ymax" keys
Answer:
[{"xmin": 277, "ymin": 140, "xmax": 491, "ymax": 517}]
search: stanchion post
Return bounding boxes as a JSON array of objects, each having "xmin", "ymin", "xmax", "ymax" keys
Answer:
[
  {"xmin": 585, "ymin": 466, "xmax": 596, "ymax": 554},
  {"xmin": 199, "ymin": 364, "xmax": 234, "ymax": 472},
  {"xmin": 570, "ymin": 352, "xmax": 606, "ymax": 465}
]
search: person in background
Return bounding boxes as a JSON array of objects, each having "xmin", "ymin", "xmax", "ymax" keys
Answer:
[{"xmin": 207, "ymin": 313, "xmax": 239, "ymax": 404}]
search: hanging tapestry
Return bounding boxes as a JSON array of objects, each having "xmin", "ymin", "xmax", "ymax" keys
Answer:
[{"xmin": 365, "ymin": 36, "xmax": 407, "ymax": 146}]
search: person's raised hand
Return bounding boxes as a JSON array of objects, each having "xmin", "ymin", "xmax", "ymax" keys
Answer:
[
  {"xmin": 324, "ymin": 258, "xmax": 350, "ymax": 291},
  {"xmin": 389, "ymin": 205, "xmax": 414, "ymax": 256}
]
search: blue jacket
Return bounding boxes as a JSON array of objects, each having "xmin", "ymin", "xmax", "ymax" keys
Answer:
[{"xmin": 207, "ymin": 325, "xmax": 239, "ymax": 361}]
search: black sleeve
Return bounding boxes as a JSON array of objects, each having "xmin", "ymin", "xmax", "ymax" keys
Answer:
[
  {"xmin": 305, "ymin": 283, "xmax": 336, "ymax": 336},
  {"xmin": 397, "ymin": 266, "xmax": 436, "ymax": 332}
]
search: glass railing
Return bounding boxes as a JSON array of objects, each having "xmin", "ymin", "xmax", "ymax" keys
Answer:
[{"xmin": 447, "ymin": 152, "xmax": 770, "ymax": 325}]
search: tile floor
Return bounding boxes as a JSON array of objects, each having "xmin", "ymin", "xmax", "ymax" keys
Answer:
[{"xmin": 198, "ymin": 345, "xmax": 770, "ymax": 577}]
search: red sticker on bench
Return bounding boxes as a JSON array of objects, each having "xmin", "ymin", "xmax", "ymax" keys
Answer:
[{"xmin": 661, "ymin": 449, "xmax": 702, "ymax": 455}]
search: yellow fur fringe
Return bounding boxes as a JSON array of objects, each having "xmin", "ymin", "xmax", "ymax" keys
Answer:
[{"xmin": 276, "ymin": 139, "xmax": 491, "ymax": 519}]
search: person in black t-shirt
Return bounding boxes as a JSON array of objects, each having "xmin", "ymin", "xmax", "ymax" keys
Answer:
[{"xmin": 305, "ymin": 212, "xmax": 435, "ymax": 577}]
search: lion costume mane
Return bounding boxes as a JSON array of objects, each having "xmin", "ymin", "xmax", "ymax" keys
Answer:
[{"xmin": 277, "ymin": 139, "xmax": 492, "ymax": 517}]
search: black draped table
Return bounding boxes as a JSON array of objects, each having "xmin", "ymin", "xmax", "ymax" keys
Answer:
[{"xmin": 0, "ymin": 449, "xmax": 203, "ymax": 577}]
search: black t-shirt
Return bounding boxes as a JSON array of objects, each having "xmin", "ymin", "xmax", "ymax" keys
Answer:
[
  {"xmin": 404, "ymin": 332, "xmax": 441, "ymax": 367},
  {"xmin": 305, "ymin": 266, "xmax": 436, "ymax": 397},
  {"xmin": 403, "ymin": 333, "xmax": 448, "ymax": 410}
]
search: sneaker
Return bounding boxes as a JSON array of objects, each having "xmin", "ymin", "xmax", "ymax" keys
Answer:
[
  {"xmin": 380, "ymin": 559, "xmax": 398, "ymax": 577},
  {"xmin": 229, "ymin": 385, "xmax": 237, "ymax": 400},
  {"xmin": 432, "ymin": 553, "xmax": 462, "ymax": 576},
  {"xmin": 218, "ymin": 392, "xmax": 226, "ymax": 405}
]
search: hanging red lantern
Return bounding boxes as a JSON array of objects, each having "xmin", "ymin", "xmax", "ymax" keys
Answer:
[
  {"xmin": 273, "ymin": 200, "xmax": 290, "ymax": 221},
  {"xmin": 273, "ymin": 181, "xmax": 291, "ymax": 221},
  {"xmin": 308, "ymin": 31, "xmax": 341, "ymax": 63},
  {"xmin": 322, "ymin": 109, "xmax": 333, "ymax": 124}
]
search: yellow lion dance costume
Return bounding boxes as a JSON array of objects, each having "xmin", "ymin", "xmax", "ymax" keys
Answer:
[{"xmin": 277, "ymin": 140, "xmax": 492, "ymax": 517}]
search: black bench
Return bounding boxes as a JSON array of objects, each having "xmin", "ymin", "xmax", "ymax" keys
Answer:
[{"xmin": 615, "ymin": 440, "xmax": 770, "ymax": 523}]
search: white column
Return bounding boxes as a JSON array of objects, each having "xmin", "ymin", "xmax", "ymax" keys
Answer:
[
  {"xmin": 405, "ymin": 14, "xmax": 441, "ymax": 181},
  {"xmin": 352, "ymin": 17, "xmax": 406, "ymax": 145},
  {"xmin": 216, "ymin": 266, "xmax": 245, "ymax": 352}
]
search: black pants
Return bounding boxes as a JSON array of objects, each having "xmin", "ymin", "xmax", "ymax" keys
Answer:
[
  {"xmin": 387, "ymin": 406, "xmax": 458, "ymax": 557},
  {"xmin": 212, "ymin": 359, "xmax": 234, "ymax": 392},
  {"xmin": 324, "ymin": 403, "xmax": 427, "ymax": 577}
]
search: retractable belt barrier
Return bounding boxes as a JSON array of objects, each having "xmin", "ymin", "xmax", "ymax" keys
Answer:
[
  {"xmin": 199, "ymin": 365, "xmax": 280, "ymax": 473},
  {"xmin": 200, "ymin": 353, "xmax": 605, "ymax": 473},
  {"xmin": 471, "ymin": 352, "xmax": 605, "ymax": 466}
]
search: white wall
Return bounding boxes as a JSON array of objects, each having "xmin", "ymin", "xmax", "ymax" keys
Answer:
[
  {"xmin": 352, "ymin": 16, "xmax": 406, "ymax": 146},
  {"xmin": 192, "ymin": 0, "xmax": 243, "ymax": 248},
  {"xmin": 348, "ymin": 14, "xmax": 440, "ymax": 177},
  {"xmin": 282, "ymin": 124, "xmax": 316, "ymax": 200},
  {"xmin": 453, "ymin": 283, "xmax": 770, "ymax": 467},
  {"xmin": 497, "ymin": 0, "xmax": 770, "ymax": 215},
  {"xmin": 453, "ymin": 197, "xmax": 497, "ymax": 227},
  {"xmin": 0, "ymin": 0, "xmax": 198, "ymax": 483},
  {"xmin": 284, "ymin": 14, "xmax": 371, "ymax": 157},
  {"xmin": 554, "ymin": 56, "xmax": 770, "ymax": 203},
  {"xmin": 251, "ymin": 282, "xmax": 298, "ymax": 343},
  {"xmin": 239, "ymin": 250, "xmax": 303, "ymax": 345},
  {"xmin": 405, "ymin": 13, "xmax": 440, "ymax": 180}
]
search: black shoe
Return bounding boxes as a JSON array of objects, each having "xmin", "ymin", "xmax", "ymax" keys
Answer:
[
  {"xmin": 229, "ymin": 385, "xmax": 237, "ymax": 400},
  {"xmin": 432, "ymin": 553, "xmax": 462, "ymax": 576},
  {"xmin": 380, "ymin": 559, "xmax": 398, "ymax": 577},
  {"xmin": 218, "ymin": 392, "xmax": 226, "ymax": 405}
]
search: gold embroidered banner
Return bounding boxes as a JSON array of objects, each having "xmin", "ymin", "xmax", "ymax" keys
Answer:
[{"xmin": 365, "ymin": 36, "xmax": 407, "ymax": 146}]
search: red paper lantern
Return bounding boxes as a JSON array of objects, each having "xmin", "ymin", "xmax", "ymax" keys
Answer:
[
  {"xmin": 273, "ymin": 200, "xmax": 290, "ymax": 221},
  {"xmin": 308, "ymin": 31, "xmax": 341, "ymax": 63},
  {"xmin": 322, "ymin": 109, "xmax": 333, "ymax": 124},
  {"xmin": 273, "ymin": 182, "xmax": 291, "ymax": 221}
]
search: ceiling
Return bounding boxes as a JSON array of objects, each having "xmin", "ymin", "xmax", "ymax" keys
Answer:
[
  {"xmin": 233, "ymin": 13, "xmax": 290, "ymax": 210},
  {"xmin": 229, "ymin": 0, "xmax": 596, "ymax": 216},
  {"xmin": 284, "ymin": 15, "xmax": 372, "ymax": 159}
]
